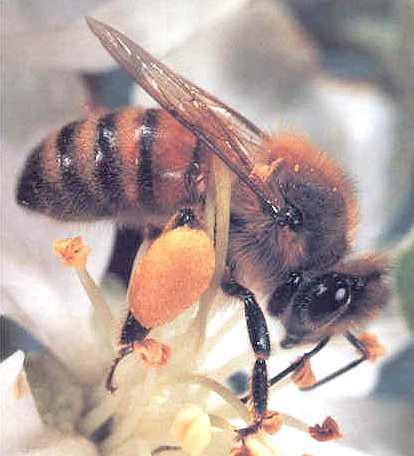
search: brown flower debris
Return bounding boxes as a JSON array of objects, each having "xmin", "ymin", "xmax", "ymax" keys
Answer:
[
  {"xmin": 13, "ymin": 370, "xmax": 30, "ymax": 400},
  {"xmin": 292, "ymin": 358, "xmax": 316, "ymax": 389},
  {"xmin": 229, "ymin": 444, "xmax": 250, "ymax": 456},
  {"xmin": 262, "ymin": 410, "xmax": 284, "ymax": 435},
  {"xmin": 309, "ymin": 416, "xmax": 342, "ymax": 442},
  {"xmin": 53, "ymin": 236, "xmax": 90, "ymax": 269},
  {"xmin": 357, "ymin": 332, "xmax": 386, "ymax": 362},
  {"xmin": 133, "ymin": 338, "xmax": 171, "ymax": 367}
]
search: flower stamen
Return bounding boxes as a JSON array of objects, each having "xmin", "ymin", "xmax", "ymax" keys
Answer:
[
  {"xmin": 53, "ymin": 236, "xmax": 90, "ymax": 268},
  {"xmin": 181, "ymin": 374, "xmax": 250, "ymax": 422},
  {"xmin": 53, "ymin": 236, "xmax": 115, "ymax": 335}
]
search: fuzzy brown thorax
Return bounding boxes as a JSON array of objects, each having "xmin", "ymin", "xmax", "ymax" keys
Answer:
[{"xmin": 228, "ymin": 134, "xmax": 357, "ymax": 294}]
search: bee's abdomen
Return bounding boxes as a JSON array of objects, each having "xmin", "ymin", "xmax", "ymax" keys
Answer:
[{"xmin": 16, "ymin": 108, "xmax": 208, "ymax": 221}]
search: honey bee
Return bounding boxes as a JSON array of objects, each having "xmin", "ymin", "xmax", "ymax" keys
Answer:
[{"xmin": 16, "ymin": 18, "xmax": 389, "ymax": 434}]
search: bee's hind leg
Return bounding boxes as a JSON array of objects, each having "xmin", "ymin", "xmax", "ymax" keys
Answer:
[{"xmin": 106, "ymin": 312, "xmax": 150, "ymax": 393}]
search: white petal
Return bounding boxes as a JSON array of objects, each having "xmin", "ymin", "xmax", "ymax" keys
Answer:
[
  {"xmin": 25, "ymin": 351, "xmax": 85, "ymax": 434},
  {"xmin": 16, "ymin": 432, "xmax": 98, "ymax": 456},
  {"xmin": 275, "ymin": 425, "xmax": 377, "ymax": 456},
  {"xmin": 329, "ymin": 397, "xmax": 414, "ymax": 456},
  {"xmin": 5, "ymin": 0, "xmax": 249, "ymax": 71},
  {"xmin": 0, "ymin": 351, "xmax": 46, "ymax": 454},
  {"xmin": 104, "ymin": 436, "xmax": 151, "ymax": 456}
]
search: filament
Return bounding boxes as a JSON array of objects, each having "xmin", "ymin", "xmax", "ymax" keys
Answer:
[
  {"xmin": 179, "ymin": 373, "xmax": 250, "ymax": 422},
  {"xmin": 76, "ymin": 266, "xmax": 115, "ymax": 335},
  {"xmin": 193, "ymin": 155, "xmax": 232, "ymax": 352},
  {"xmin": 208, "ymin": 413, "xmax": 236, "ymax": 432}
]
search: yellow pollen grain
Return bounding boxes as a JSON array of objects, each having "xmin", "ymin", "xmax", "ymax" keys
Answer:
[{"xmin": 294, "ymin": 163, "xmax": 300, "ymax": 172}]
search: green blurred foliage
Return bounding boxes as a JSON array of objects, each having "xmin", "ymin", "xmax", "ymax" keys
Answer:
[{"xmin": 395, "ymin": 229, "xmax": 414, "ymax": 332}]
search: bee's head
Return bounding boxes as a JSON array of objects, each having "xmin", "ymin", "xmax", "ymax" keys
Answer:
[{"xmin": 268, "ymin": 254, "xmax": 390, "ymax": 347}]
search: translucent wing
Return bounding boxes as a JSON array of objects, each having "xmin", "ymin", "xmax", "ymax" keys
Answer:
[{"xmin": 86, "ymin": 17, "xmax": 276, "ymax": 207}]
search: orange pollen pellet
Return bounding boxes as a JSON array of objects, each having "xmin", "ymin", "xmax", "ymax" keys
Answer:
[
  {"xmin": 128, "ymin": 226, "xmax": 215, "ymax": 328},
  {"xmin": 53, "ymin": 236, "xmax": 90, "ymax": 268}
]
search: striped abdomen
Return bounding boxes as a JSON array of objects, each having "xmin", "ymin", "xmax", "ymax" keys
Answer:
[{"xmin": 16, "ymin": 108, "xmax": 210, "ymax": 221}]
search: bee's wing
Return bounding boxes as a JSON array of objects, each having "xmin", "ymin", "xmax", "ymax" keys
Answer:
[{"xmin": 87, "ymin": 17, "xmax": 275, "ymax": 206}]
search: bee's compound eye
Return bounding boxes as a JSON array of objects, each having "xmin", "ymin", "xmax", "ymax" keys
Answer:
[
  {"xmin": 299, "ymin": 274, "xmax": 351, "ymax": 319},
  {"xmin": 334, "ymin": 286, "xmax": 350, "ymax": 305}
]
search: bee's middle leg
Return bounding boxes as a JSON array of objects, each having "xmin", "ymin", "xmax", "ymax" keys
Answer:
[{"xmin": 222, "ymin": 278, "xmax": 271, "ymax": 436}]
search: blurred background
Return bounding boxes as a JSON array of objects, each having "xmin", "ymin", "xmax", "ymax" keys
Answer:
[{"xmin": 2, "ymin": 1, "xmax": 414, "ymax": 455}]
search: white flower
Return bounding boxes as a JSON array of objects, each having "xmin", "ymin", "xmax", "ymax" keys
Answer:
[{"xmin": 2, "ymin": 1, "xmax": 412, "ymax": 455}]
